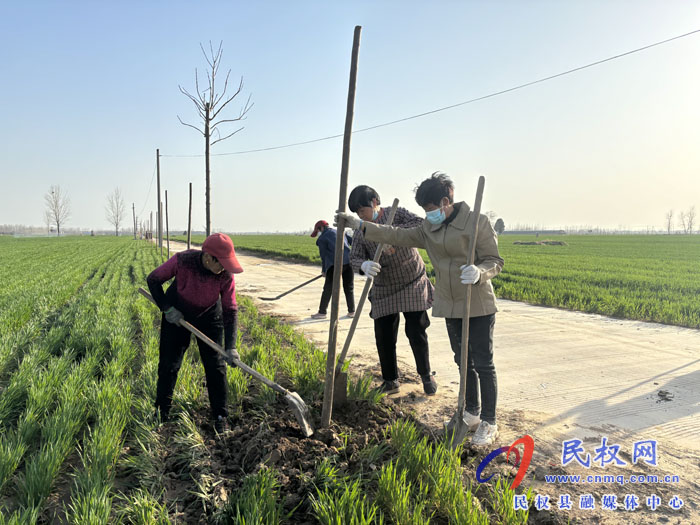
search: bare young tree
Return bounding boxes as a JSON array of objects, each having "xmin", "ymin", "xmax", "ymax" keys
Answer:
[
  {"xmin": 679, "ymin": 211, "xmax": 688, "ymax": 234},
  {"xmin": 44, "ymin": 185, "xmax": 70, "ymax": 236},
  {"xmin": 665, "ymin": 210, "xmax": 674, "ymax": 234},
  {"xmin": 686, "ymin": 206, "xmax": 696, "ymax": 234},
  {"xmin": 178, "ymin": 41, "xmax": 253, "ymax": 236},
  {"xmin": 105, "ymin": 187, "xmax": 126, "ymax": 236},
  {"xmin": 43, "ymin": 209, "xmax": 52, "ymax": 235}
]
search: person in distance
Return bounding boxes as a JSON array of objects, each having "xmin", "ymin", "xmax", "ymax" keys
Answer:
[{"xmin": 310, "ymin": 220, "xmax": 356, "ymax": 319}]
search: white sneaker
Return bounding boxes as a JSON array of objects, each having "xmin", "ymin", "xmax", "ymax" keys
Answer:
[
  {"xmin": 311, "ymin": 312, "xmax": 327, "ymax": 319},
  {"xmin": 471, "ymin": 421, "xmax": 499, "ymax": 446},
  {"xmin": 444, "ymin": 410, "xmax": 481, "ymax": 434}
]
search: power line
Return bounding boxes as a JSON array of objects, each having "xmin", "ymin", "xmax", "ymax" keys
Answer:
[
  {"xmin": 138, "ymin": 160, "xmax": 157, "ymax": 218},
  {"xmin": 161, "ymin": 28, "xmax": 700, "ymax": 159}
]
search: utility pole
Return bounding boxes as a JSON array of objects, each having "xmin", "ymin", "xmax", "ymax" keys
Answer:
[
  {"xmin": 150, "ymin": 211, "xmax": 153, "ymax": 240},
  {"xmin": 132, "ymin": 203, "xmax": 137, "ymax": 240},
  {"xmin": 165, "ymin": 190, "xmax": 170, "ymax": 259},
  {"xmin": 156, "ymin": 148, "xmax": 162, "ymax": 252},
  {"xmin": 159, "ymin": 202, "xmax": 163, "ymax": 260},
  {"xmin": 187, "ymin": 182, "xmax": 193, "ymax": 249}
]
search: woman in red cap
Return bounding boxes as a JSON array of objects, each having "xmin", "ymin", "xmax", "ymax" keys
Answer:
[{"xmin": 147, "ymin": 233, "xmax": 243, "ymax": 433}]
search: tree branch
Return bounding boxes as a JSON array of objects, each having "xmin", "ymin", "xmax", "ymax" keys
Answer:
[
  {"xmin": 179, "ymin": 85, "xmax": 204, "ymax": 109},
  {"xmin": 213, "ymin": 69, "xmax": 232, "ymax": 107},
  {"xmin": 213, "ymin": 77, "xmax": 244, "ymax": 119},
  {"xmin": 211, "ymin": 127, "xmax": 243, "ymax": 145},
  {"xmin": 178, "ymin": 115, "xmax": 205, "ymax": 136}
]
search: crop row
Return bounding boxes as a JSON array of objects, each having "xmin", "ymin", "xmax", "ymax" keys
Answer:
[{"xmin": 0, "ymin": 237, "xmax": 536, "ymax": 523}]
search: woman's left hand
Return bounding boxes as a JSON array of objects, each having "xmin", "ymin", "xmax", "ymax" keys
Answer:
[{"xmin": 460, "ymin": 264, "xmax": 481, "ymax": 285}]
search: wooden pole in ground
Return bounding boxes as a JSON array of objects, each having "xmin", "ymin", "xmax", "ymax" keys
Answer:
[
  {"xmin": 156, "ymin": 148, "xmax": 163, "ymax": 258},
  {"xmin": 159, "ymin": 202, "xmax": 164, "ymax": 261},
  {"xmin": 187, "ymin": 182, "xmax": 192, "ymax": 249},
  {"xmin": 165, "ymin": 190, "xmax": 170, "ymax": 259},
  {"xmin": 132, "ymin": 203, "xmax": 137, "ymax": 240},
  {"xmin": 321, "ymin": 25, "xmax": 362, "ymax": 428}
]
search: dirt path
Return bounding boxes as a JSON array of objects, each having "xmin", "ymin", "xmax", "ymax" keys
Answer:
[{"xmin": 161, "ymin": 241, "xmax": 699, "ymax": 523}]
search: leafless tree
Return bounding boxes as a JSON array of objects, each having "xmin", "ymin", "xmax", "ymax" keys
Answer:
[
  {"xmin": 105, "ymin": 187, "xmax": 126, "ymax": 236},
  {"xmin": 43, "ymin": 209, "xmax": 52, "ymax": 235},
  {"xmin": 665, "ymin": 210, "xmax": 674, "ymax": 235},
  {"xmin": 178, "ymin": 41, "xmax": 253, "ymax": 236},
  {"xmin": 686, "ymin": 206, "xmax": 696, "ymax": 234},
  {"xmin": 44, "ymin": 185, "xmax": 70, "ymax": 236},
  {"xmin": 678, "ymin": 208, "xmax": 696, "ymax": 234}
]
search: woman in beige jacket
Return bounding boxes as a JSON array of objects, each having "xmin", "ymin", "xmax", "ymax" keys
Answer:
[{"xmin": 336, "ymin": 172, "xmax": 504, "ymax": 446}]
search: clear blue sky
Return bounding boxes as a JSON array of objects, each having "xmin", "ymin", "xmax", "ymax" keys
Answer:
[{"xmin": 2, "ymin": 1, "xmax": 699, "ymax": 233}]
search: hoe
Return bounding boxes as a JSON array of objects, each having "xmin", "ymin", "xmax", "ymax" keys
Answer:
[
  {"xmin": 447, "ymin": 175, "xmax": 485, "ymax": 449},
  {"xmin": 333, "ymin": 198, "xmax": 399, "ymax": 406}
]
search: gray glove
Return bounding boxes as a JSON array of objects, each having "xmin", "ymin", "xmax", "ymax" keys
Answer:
[
  {"xmin": 224, "ymin": 348, "xmax": 240, "ymax": 366},
  {"xmin": 334, "ymin": 211, "xmax": 362, "ymax": 230},
  {"xmin": 164, "ymin": 307, "xmax": 184, "ymax": 324}
]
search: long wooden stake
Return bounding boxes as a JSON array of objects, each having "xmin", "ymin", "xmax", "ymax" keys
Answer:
[
  {"xmin": 457, "ymin": 177, "xmax": 485, "ymax": 420},
  {"xmin": 321, "ymin": 25, "xmax": 362, "ymax": 428},
  {"xmin": 132, "ymin": 203, "xmax": 137, "ymax": 240},
  {"xmin": 159, "ymin": 202, "xmax": 164, "ymax": 261},
  {"xmin": 187, "ymin": 182, "xmax": 192, "ymax": 250},
  {"xmin": 165, "ymin": 190, "xmax": 170, "ymax": 259},
  {"xmin": 156, "ymin": 148, "xmax": 162, "ymax": 255}
]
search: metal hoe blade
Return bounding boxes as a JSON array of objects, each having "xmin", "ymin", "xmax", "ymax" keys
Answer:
[{"xmin": 285, "ymin": 392, "xmax": 314, "ymax": 437}]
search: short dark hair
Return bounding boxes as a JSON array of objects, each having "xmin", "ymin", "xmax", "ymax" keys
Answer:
[
  {"xmin": 414, "ymin": 172, "xmax": 454, "ymax": 207},
  {"xmin": 348, "ymin": 185, "xmax": 380, "ymax": 213}
]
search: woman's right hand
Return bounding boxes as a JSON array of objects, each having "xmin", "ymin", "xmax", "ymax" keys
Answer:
[{"xmin": 164, "ymin": 307, "xmax": 184, "ymax": 324}]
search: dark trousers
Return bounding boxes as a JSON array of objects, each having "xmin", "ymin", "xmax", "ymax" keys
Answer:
[
  {"xmin": 375, "ymin": 310, "xmax": 431, "ymax": 381},
  {"xmin": 445, "ymin": 314, "xmax": 497, "ymax": 424},
  {"xmin": 155, "ymin": 303, "xmax": 228, "ymax": 420},
  {"xmin": 318, "ymin": 264, "xmax": 355, "ymax": 314}
]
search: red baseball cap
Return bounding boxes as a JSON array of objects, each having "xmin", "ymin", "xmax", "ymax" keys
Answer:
[
  {"xmin": 310, "ymin": 220, "xmax": 329, "ymax": 237},
  {"xmin": 202, "ymin": 233, "xmax": 243, "ymax": 274}
]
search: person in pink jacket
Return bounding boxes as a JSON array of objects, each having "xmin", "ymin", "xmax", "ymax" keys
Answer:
[{"xmin": 147, "ymin": 233, "xmax": 243, "ymax": 433}]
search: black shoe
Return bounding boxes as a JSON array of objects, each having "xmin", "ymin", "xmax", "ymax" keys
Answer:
[
  {"xmin": 378, "ymin": 379, "xmax": 400, "ymax": 395},
  {"xmin": 214, "ymin": 415, "xmax": 229, "ymax": 434},
  {"xmin": 421, "ymin": 372, "xmax": 438, "ymax": 396}
]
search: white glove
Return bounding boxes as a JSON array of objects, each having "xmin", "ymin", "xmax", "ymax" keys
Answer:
[
  {"xmin": 361, "ymin": 260, "xmax": 381, "ymax": 278},
  {"xmin": 460, "ymin": 264, "xmax": 480, "ymax": 285},
  {"xmin": 334, "ymin": 211, "xmax": 362, "ymax": 230}
]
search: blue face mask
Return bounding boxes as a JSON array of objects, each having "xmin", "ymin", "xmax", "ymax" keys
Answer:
[
  {"xmin": 426, "ymin": 207, "xmax": 446, "ymax": 225},
  {"xmin": 372, "ymin": 209, "xmax": 379, "ymax": 221}
]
